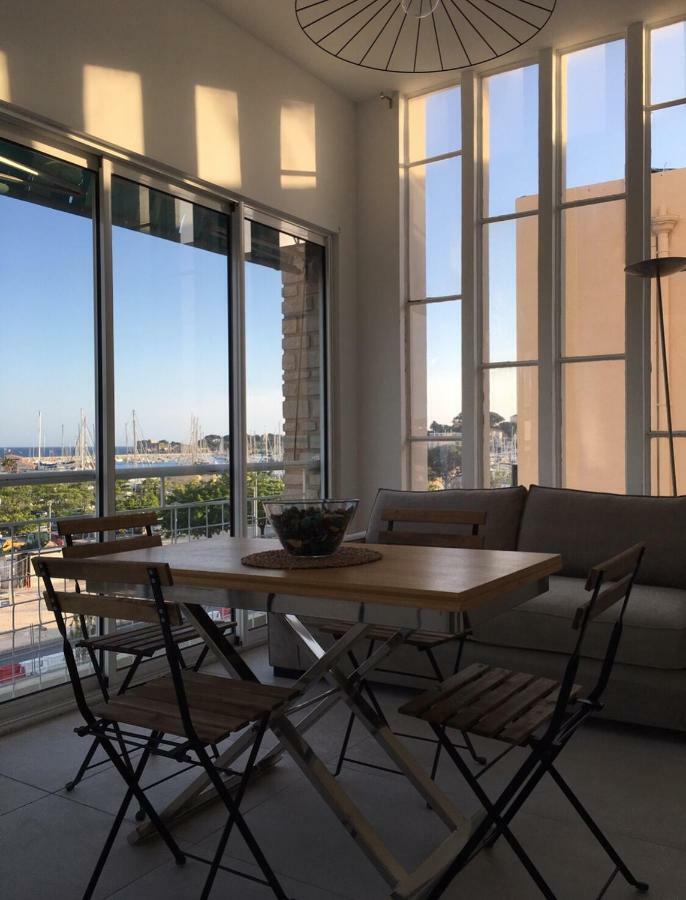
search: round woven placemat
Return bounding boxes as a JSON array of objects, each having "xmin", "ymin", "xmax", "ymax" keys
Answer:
[{"xmin": 241, "ymin": 546, "xmax": 382, "ymax": 570}]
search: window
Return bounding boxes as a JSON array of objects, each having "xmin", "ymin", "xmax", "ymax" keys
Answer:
[
  {"xmin": 482, "ymin": 65, "xmax": 539, "ymax": 488},
  {"xmin": 648, "ymin": 23, "xmax": 686, "ymax": 494},
  {"xmin": 0, "ymin": 130, "xmax": 331, "ymax": 704},
  {"xmin": 406, "ymin": 22, "xmax": 683, "ymax": 497},
  {"xmin": 406, "ymin": 86, "xmax": 463, "ymax": 490},
  {"xmin": 0, "ymin": 138, "xmax": 97, "ymax": 700},
  {"xmin": 244, "ymin": 218, "xmax": 326, "ymax": 525},
  {"xmin": 560, "ymin": 40, "xmax": 627, "ymax": 492},
  {"xmin": 112, "ymin": 177, "xmax": 231, "ymax": 473}
]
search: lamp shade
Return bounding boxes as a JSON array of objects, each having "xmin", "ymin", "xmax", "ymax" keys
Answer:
[
  {"xmin": 295, "ymin": 0, "xmax": 558, "ymax": 74},
  {"xmin": 625, "ymin": 257, "xmax": 686, "ymax": 279}
]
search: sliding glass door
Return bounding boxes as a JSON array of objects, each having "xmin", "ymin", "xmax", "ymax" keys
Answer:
[
  {"xmin": 111, "ymin": 176, "xmax": 233, "ymax": 533},
  {"xmin": 0, "ymin": 137, "xmax": 97, "ymax": 700}
]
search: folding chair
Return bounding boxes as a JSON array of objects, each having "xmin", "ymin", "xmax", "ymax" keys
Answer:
[
  {"xmin": 34, "ymin": 555, "xmax": 296, "ymax": 900},
  {"xmin": 57, "ymin": 512, "xmax": 236, "ymax": 793},
  {"xmin": 318, "ymin": 507, "xmax": 488, "ymax": 778},
  {"xmin": 400, "ymin": 543, "xmax": 649, "ymax": 899}
]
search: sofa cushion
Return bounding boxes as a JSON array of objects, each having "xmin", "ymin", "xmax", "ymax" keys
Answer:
[
  {"xmin": 365, "ymin": 486, "xmax": 528, "ymax": 550},
  {"xmin": 517, "ymin": 484, "xmax": 686, "ymax": 589},
  {"xmin": 472, "ymin": 576, "xmax": 686, "ymax": 670}
]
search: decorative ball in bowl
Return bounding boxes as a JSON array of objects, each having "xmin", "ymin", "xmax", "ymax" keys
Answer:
[{"xmin": 263, "ymin": 499, "xmax": 359, "ymax": 557}]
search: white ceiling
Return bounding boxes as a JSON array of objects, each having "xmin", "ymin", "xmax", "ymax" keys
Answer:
[{"xmin": 204, "ymin": 0, "xmax": 686, "ymax": 101}]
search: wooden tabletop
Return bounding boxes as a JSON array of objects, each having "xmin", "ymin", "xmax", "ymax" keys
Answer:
[{"xmin": 89, "ymin": 536, "xmax": 562, "ymax": 614}]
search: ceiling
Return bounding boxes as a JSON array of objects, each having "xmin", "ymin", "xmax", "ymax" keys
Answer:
[{"xmin": 205, "ymin": 0, "xmax": 686, "ymax": 101}]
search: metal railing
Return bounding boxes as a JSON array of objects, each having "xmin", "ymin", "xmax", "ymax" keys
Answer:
[{"xmin": 0, "ymin": 494, "xmax": 261, "ymax": 703}]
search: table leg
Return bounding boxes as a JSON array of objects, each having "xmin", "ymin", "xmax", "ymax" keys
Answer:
[
  {"xmin": 281, "ymin": 614, "xmax": 467, "ymax": 833},
  {"xmin": 129, "ymin": 613, "xmax": 385, "ymax": 843}
]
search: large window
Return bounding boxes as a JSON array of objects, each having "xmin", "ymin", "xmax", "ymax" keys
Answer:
[
  {"xmin": 406, "ymin": 86, "xmax": 463, "ymax": 490},
  {"xmin": 0, "ymin": 138, "xmax": 97, "ymax": 700},
  {"xmin": 245, "ymin": 219, "xmax": 325, "ymax": 518},
  {"xmin": 560, "ymin": 40, "xmax": 627, "ymax": 493},
  {"xmin": 0, "ymin": 130, "xmax": 330, "ymax": 704},
  {"xmin": 482, "ymin": 64, "xmax": 539, "ymax": 488},
  {"xmin": 406, "ymin": 23, "xmax": 679, "ymax": 496}
]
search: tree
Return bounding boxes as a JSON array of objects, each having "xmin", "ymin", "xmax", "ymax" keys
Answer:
[
  {"xmin": 115, "ymin": 478, "xmax": 160, "ymax": 511},
  {"xmin": 162, "ymin": 474, "xmax": 231, "ymax": 538},
  {"xmin": 427, "ymin": 443, "xmax": 462, "ymax": 488}
]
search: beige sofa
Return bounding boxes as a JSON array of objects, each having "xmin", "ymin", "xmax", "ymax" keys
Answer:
[{"xmin": 268, "ymin": 485, "xmax": 686, "ymax": 731}]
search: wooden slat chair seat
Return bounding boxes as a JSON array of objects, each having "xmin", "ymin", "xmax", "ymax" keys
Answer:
[
  {"xmin": 34, "ymin": 555, "xmax": 294, "ymax": 900},
  {"xmin": 92, "ymin": 671, "xmax": 297, "ymax": 746},
  {"xmin": 407, "ymin": 544, "xmax": 649, "ymax": 900},
  {"xmin": 400, "ymin": 662, "xmax": 583, "ymax": 747},
  {"xmin": 322, "ymin": 506, "xmax": 489, "ymax": 778},
  {"xmin": 56, "ymin": 512, "xmax": 237, "ymax": 794}
]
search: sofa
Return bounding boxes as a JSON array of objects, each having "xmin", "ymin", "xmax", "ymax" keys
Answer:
[{"xmin": 267, "ymin": 485, "xmax": 686, "ymax": 732}]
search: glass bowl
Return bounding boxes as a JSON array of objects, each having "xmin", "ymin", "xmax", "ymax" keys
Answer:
[{"xmin": 263, "ymin": 499, "xmax": 359, "ymax": 557}]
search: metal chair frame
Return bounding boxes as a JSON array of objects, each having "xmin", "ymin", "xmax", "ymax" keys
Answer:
[
  {"xmin": 333, "ymin": 507, "xmax": 488, "ymax": 778},
  {"xmin": 58, "ymin": 512, "xmax": 236, "ymax": 793},
  {"xmin": 35, "ymin": 556, "xmax": 293, "ymax": 900},
  {"xmin": 411, "ymin": 544, "xmax": 650, "ymax": 900}
]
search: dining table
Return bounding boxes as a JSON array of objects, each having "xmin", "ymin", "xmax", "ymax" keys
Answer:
[{"xmin": 89, "ymin": 535, "xmax": 561, "ymax": 899}]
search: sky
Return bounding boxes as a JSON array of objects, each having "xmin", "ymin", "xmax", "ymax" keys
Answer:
[{"xmin": 2, "ymin": 23, "xmax": 686, "ymax": 448}]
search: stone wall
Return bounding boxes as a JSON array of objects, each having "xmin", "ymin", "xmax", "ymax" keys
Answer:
[{"xmin": 281, "ymin": 243, "xmax": 322, "ymax": 499}]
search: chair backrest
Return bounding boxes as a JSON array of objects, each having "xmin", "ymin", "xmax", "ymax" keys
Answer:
[
  {"xmin": 58, "ymin": 512, "xmax": 162, "ymax": 559},
  {"xmin": 377, "ymin": 507, "xmax": 487, "ymax": 550},
  {"xmin": 32, "ymin": 556, "xmax": 187, "ymax": 728},
  {"xmin": 545, "ymin": 543, "xmax": 645, "ymax": 741}
]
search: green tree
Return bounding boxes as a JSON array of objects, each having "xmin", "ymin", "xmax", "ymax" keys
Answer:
[
  {"xmin": 162, "ymin": 474, "xmax": 231, "ymax": 538},
  {"xmin": 115, "ymin": 478, "xmax": 161, "ymax": 512}
]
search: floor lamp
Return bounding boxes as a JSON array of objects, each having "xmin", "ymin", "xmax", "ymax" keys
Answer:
[{"xmin": 625, "ymin": 256, "xmax": 686, "ymax": 496}]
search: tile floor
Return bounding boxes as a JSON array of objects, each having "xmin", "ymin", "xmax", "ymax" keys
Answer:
[{"xmin": 0, "ymin": 647, "xmax": 685, "ymax": 899}]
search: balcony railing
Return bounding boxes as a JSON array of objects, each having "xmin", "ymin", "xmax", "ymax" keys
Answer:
[{"xmin": 0, "ymin": 494, "xmax": 273, "ymax": 703}]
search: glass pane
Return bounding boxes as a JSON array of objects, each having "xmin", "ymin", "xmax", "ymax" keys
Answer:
[
  {"xmin": 563, "ymin": 360, "xmax": 625, "ymax": 493},
  {"xmin": 245, "ymin": 221, "xmax": 324, "ymax": 503},
  {"xmin": 0, "ymin": 138, "xmax": 96, "ymax": 476},
  {"xmin": 563, "ymin": 201, "xmax": 625, "ymax": 356},
  {"xmin": 651, "ymin": 104, "xmax": 686, "ymax": 171},
  {"xmin": 409, "ymin": 301, "xmax": 461, "ymax": 437},
  {"xmin": 410, "ymin": 441, "xmax": 463, "ymax": 491},
  {"xmin": 112, "ymin": 177, "xmax": 230, "ymax": 471},
  {"xmin": 483, "ymin": 65, "xmax": 538, "ymax": 217},
  {"xmin": 485, "ymin": 367, "xmax": 538, "ymax": 488},
  {"xmin": 651, "ymin": 438, "xmax": 686, "ymax": 496},
  {"xmin": 484, "ymin": 217, "xmax": 538, "ymax": 363},
  {"xmin": 651, "ymin": 22, "xmax": 686, "ymax": 106},
  {"xmin": 563, "ymin": 40, "xmax": 625, "ymax": 199},
  {"xmin": 408, "ymin": 86, "xmax": 461, "ymax": 162},
  {"xmin": 409, "ymin": 156, "xmax": 461, "ymax": 299}
]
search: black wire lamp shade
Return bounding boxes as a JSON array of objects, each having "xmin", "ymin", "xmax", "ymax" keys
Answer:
[{"xmin": 295, "ymin": 0, "xmax": 558, "ymax": 73}]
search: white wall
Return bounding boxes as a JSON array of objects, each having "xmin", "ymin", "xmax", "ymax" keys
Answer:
[
  {"xmin": 0, "ymin": 0, "xmax": 358, "ymax": 498},
  {"xmin": 355, "ymin": 96, "xmax": 405, "ymax": 524}
]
